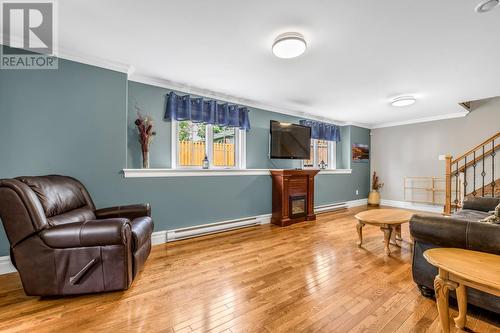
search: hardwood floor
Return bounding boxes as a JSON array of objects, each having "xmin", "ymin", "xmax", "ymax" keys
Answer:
[{"xmin": 0, "ymin": 206, "xmax": 498, "ymax": 332}]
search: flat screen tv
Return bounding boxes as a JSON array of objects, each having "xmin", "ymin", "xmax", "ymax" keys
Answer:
[{"xmin": 269, "ymin": 120, "xmax": 311, "ymax": 159}]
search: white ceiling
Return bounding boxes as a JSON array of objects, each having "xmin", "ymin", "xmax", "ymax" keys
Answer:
[{"xmin": 56, "ymin": 1, "xmax": 500, "ymax": 126}]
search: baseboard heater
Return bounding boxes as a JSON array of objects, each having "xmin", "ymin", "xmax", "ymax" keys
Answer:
[
  {"xmin": 314, "ymin": 202, "xmax": 348, "ymax": 214},
  {"xmin": 166, "ymin": 214, "xmax": 270, "ymax": 242}
]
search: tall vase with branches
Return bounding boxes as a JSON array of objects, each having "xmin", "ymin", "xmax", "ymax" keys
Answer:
[
  {"xmin": 134, "ymin": 112, "xmax": 156, "ymax": 168},
  {"xmin": 368, "ymin": 171, "xmax": 384, "ymax": 206}
]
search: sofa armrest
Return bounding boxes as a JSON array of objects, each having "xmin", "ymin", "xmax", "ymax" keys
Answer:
[
  {"xmin": 410, "ymin": 214, "xmax": 500, "ymax": 254},
  {"xmin": 40, "ymin": 218, "xmax": 131, "ymax": 248},
  {"xmin": 462, "ymin": 196, "xmax": 500, "ymax": 212},
  {"xmin": 409, "ymin": 214, "xmax": 468, "ymax": 248},
  {"xmin": 95, "ymin": 203, "xmax": 151, "ymax": 220}
]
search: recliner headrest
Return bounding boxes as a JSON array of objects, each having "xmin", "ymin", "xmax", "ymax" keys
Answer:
[{"xmin": 16, "ymin": 175, "xmax": 89, "ymax": 218}]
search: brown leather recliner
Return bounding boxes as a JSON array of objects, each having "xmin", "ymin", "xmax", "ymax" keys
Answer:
[{"xmin": 0, "ymin": 175, "xmax": 154, "ymax": 296}]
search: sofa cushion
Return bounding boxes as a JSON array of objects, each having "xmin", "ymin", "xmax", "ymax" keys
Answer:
[
  {"xmin": 17, "ymin": 176, "xmax": 89, "ymax": 217},
  {"xmin": 453, "ymin": 209, "xmax": 491, "ymax": 221}
]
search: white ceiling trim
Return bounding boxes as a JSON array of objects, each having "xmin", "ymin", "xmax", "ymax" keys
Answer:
[
  {"xmin": 371, "ymin": 111, "xmax": 470, "ymax": 129},
  {"xmin": 0, "ymin": 36, "xmax": 133, "ymax": 74},
  {"xmin": 127, "ymin": 73, "xmax": 353, "ymax": 127},
  {"xmin": 58, "ymin": 49, "xmax": 132, "ymax": 74}
]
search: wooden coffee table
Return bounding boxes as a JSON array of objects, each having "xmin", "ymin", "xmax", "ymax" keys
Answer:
[
  {"xmin": 354, "ymin": 209, "xmax": 414, "ymax": 255},
  {"xmin": 424, "ymin": 248, "xmax": 500, "ymax": 333}
]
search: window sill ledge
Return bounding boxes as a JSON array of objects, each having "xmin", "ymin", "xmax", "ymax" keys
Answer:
[{"xmin": 122, "ymin": 168, "xmax": 352, "ymax": 178}]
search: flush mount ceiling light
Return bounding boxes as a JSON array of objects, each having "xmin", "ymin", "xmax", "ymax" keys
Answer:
[
  {"xmin": 391, "ymin": 96, "xmax": 416, "ymax": 107},
  {"xmin": 475, "ymin": 0, "xmax": 499, "ymax": 13},
  {"xmin": 272, "ymin": 32, "xmax": 307, "ymax": 59}
]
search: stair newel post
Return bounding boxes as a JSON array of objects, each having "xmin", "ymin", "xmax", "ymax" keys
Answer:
[{"xmin": 444, "ymin": 155, "xmax": 452, "ymax": 215}]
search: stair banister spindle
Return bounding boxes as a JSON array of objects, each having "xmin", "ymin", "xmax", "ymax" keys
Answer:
[
  {"xmin": 492, "ymin": 139, "xmax": 496, "ymax": 197},
  {"xmin": 463, "ymin": 155, "xmax": 467, "ymax": 198},
  {"xmin": 455, "ymin": 161, "xmax": 459, "ymax": 210},
  {"xmin": 472, "ymin": 150, "xmax": 477, "ymax": 196},
  {"xmin": 482, "ymin": 145, "xmax": 485, "ymax": 196}
]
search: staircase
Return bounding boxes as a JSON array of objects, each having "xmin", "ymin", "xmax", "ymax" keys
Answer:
[
  {"xmin": 467, "ymin": 178, "xmax": 500, "ymax": 198},
  {"xmin": 444, "ymin": 131, "xmax": 499, "ymax": 214}
]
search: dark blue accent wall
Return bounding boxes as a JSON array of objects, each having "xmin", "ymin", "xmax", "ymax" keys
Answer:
[{"xmin": 0, "ymin": 57, "xmax": 370, "ymax": 257}]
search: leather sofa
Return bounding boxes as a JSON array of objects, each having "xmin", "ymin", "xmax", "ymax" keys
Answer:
[
  {"xmin": 410, "ymin": 196, "xmax": 500, "ymax": 314},
  {"xmin": 0, "ymin": 175, "xmax": 153, "ymax": 296}
]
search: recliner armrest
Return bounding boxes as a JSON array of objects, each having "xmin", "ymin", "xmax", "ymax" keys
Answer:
[
  {"xmin": 95, "ymin": 204, "xmax": 151, "ymax": 220},
  {"xmin": 40, "ymin": 218, "xmax": 131, "ymax": 248},
  {"xmin": 409, "ymin": 214, "xmax": 468, "ymax": 248}
]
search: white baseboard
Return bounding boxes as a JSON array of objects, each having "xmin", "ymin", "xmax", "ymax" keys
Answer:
[
  {"xmin": 347, "ymin": 198, "xmax": 369, "ymax": 208},
  {"xmin": 0, "ymin": 256, "xmax": 16, "ymax": 275},
  {"xmin": 0, "ymin": 198, "xmax": 369, "ymax": 275},
  {"xmin": 315, "ymin": 202, "xmax": 348, "ymax": 213},
  {"xmin": 152, "ymin": 213, "xmax": 271, "ymax": 245},
  {"xmin": 380, "ymin": 199, "xmax": 443, "ymax": 213},
  {"xmin": 314, "ymin": 198, "xmax": 368, "ymax": 214}
]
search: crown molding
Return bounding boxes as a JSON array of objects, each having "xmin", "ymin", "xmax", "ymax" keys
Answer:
[
  {"xmin": 59, "ymin": 49, "xmax": 132, "ymax": 74},
  {"xmin": 0, "ymin": 37, "xmax": 133, "ymax": 74},
  {"xmin": 127, "ymin": 73, "xmax": 358, "ymax": 127},
  {"xmin": 343, "ymin": 121, "xmax": 374, "ymax": 129},
  {"xmin": 371, "ymin": 111, "xmax": 469, "ymax": 129}
]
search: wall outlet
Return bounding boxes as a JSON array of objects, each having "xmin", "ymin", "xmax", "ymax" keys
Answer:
[{"xmin": 356, "ymin": 189, "xmax": 359, "ymax": 195}]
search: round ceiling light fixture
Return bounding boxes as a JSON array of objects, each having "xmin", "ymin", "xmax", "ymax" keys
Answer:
[
  {"xmin": 272, "ymin": 32, "xmax": 307, "ymax": 59},
  {"xmin": 391, "ymin": 96, "xmax": 416, "ymax": 107},
  {"xmin": 475, "ymin": 0, "xmax": 499, "ymax": 13}
]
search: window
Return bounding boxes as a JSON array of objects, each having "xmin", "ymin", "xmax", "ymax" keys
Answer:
[
  {"xmin": 212, "ymin": 125, "xmax": 236, "ymax": 167},
  {"xmin": 177, "ymin": 121, "xmax": 206, "ymax": 167},
  {"xmin": 304, "ymin": 139, "xmax": 336, "ymax": 169},
  {"xmin": 173, "ymin": 120, "xmax": 245, "ymax": 169}
]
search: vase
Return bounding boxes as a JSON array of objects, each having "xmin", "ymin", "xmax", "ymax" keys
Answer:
[
  {"xmin": 368, "ymin": 190, "xmax": 380, "ymax": 206},
  {"xmin": 142, "ymin": 150, "xmax": 150, "ymax": 169}
]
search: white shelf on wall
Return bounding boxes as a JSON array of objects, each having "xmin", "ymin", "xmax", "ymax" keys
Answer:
[{"xmin": 122, "ymin": 168, "xmax": 352, "ymax": 178}]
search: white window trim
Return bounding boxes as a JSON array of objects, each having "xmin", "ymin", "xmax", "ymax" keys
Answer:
[
  {"xmin": 329, "ymin": 141, "xmax": 337, "ymax": 170},
  {"xmin": 171, "ymin": 120, "xmax": 246, "ymax": 170},
  {"xmin": 303, "ymin": 139, "xmax": 337, "ymax": 170}
]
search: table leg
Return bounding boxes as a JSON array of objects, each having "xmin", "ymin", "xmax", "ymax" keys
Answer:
[
  {"xmin": 395, "ymin": 224, "xmax": 402, "ymax": 244},
  {"xmin": 434, "ymin": 269, "xmax": 457, "ymax": 333},
  {"xmin": 380, "ymin": 225, "xmax": 392, "ymax": 255},
  {"xmin": 356, "ymin": 221, "xmax": 364, "ymax": 247},
  {"xmin": 454, "ymin": 284, "xmax": 467, "ymax": 329}
]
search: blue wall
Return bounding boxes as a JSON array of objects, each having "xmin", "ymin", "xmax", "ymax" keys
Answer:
[{"xmin": 0, "ymin": 58, "xmax": 370, "ymax": 257}]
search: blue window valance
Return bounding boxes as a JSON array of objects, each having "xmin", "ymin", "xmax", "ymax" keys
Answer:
[
  {"xmin": 164, "ymin": 91, "xmax": 251, "ymax": 130},
  {"xmin": 299, "ymin": 120, "xmax": 341, "ymax": 142}
]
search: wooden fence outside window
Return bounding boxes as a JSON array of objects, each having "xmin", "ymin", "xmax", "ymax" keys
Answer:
[{"xmin": 178, "ymin": 141, "xmax": 235, "ymax": 166}]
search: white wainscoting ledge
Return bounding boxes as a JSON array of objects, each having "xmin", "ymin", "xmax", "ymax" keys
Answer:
[
  {"xmin": 317, "ymin": 169, "xmax": 352, "ymax": 175},
  {"xmin": 380, "ymin": 199, "xmax": 444, "ymax": 213},
  {"xmin": 123, "ymin": 168, "xmax": 352, "ymax": 178}
]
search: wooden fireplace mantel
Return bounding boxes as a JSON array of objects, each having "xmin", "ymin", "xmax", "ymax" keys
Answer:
[{"xmin": 270, "ymin": 169, "xmax": 320, "ymax": 227}]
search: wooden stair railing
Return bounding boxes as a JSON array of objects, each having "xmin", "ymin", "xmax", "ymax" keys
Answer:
[
  {"xmin": 467, "ymin": 178, "xmax": 500, "ymax": 198},
  {"xmin": 444, "ymin": 131, "xmax": 499, "ymax": 215}
]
